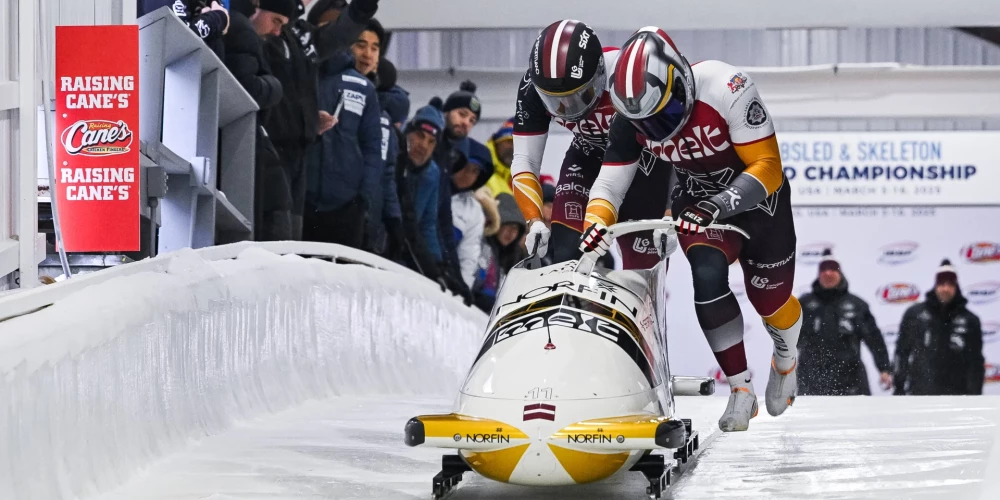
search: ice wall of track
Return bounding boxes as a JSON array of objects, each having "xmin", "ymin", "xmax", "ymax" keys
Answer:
[{"xmin": 0, "ymin": 248, "xmax": 488, "ymax": 500}]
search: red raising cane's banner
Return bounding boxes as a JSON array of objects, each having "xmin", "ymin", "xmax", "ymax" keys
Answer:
[{"xmin": 55, "ymin": 25, "xmax": 140, "ymax": 251}]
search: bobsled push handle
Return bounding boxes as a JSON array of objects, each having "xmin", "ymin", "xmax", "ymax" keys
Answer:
[{"xmin": 606, "ymin": 218, "xmax": 751, "ymax": 240}]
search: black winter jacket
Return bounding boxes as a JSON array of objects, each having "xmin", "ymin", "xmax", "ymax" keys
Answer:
[
  {"xmin": 223, "ymin": 11, "xmax": 283, "ymax": 117},
  {"xmin": 894, "ymin": 290, "xmax": 984, "ymax": 395},
  {"xmin": 798, "ymin": 278, "xmax": 891, "ymax": 396},
  {"xmin": 263, "ymin": 6, "xmax": 370, "ymax": 149}
]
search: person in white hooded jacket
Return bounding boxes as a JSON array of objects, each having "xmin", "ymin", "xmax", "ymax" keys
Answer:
[{"xmin": 451, "ymin": 139, "xmax": 496, "ymax": 288}]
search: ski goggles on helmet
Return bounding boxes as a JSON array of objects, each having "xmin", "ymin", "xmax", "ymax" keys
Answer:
[{"xmin": 534, "ymin": 59, "xmax": 607, "ymax": 121}]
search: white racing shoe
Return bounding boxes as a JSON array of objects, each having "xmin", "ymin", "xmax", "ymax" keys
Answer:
[
  {"xmin": 765, "ymin": 357, "xmax": 797, "ymax": 417},
  {"xmin": 718, "ymin": 386, "xmax": 759, "ymax": 432}
]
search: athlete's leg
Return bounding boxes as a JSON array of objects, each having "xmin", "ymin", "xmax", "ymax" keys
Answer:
[
  {"xmin": 737, "ymin": 185, "xmax": 800, "ymax": 416},
  {"xmin": 548, "ymin": 142, "xmax": 602, "ymax": 263},
  {"xmin": 616, "ymin": 157, "xmax": 672, "ymax": 269},
  {"xmin": 678, "ymin": 220, "xmax": 756, "ymax": 431}
]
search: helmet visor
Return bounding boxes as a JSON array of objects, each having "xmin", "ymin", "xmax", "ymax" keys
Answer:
[
  {"xmin": 630, "ymin": 78, "xmax": 689, "ymax": 142},
  {"xmin": 535, "ymin": 62, "xmax": 606, "ymax": 121}
]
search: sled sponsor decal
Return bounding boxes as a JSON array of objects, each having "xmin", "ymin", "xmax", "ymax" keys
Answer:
[
  {"xmin": 500, "ymin": 278, "xmax": 642, "ymax": 318},
  {"xmin": 961, "ymin": 242, "xmax": 1000, "ymax": 263},
  {"xmin": 878, "ymin": 241, "xmax": 919, "ymax": 265},
  {"xmin": 523, "ymin": 403, "xmax": 556, "ymax": 422},
  {"xmin": 477, "ymin": 296, "xmax": 658, "ymax": 386},
  {"xmin": 55, "ymin": 25, "xmax": 140, "ymax": 251},
  {"xmin": 966, "ymin": 282, "xmax": 1000, "ymax": 304},
  {"xmin": 876, "ymin": 283, "xmax": 921, "ymax": 304}
]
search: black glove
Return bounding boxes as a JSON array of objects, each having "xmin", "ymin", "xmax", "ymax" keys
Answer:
[{"xmin": 676, "ymin": 200, "xmax": 721, "ymax": 236}]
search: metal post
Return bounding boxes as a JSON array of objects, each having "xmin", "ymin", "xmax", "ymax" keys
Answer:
[
  {"xmin": 17, "ymin": 0, "xmax": 39, "ymax": 289},
  {"xmin": 37, "ymin": 0, "xmax": 72, "ymax": 279}
]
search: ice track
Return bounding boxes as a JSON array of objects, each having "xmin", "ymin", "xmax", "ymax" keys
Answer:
[
  {"xmin": 96, "ymin": 396, "xmax": 1000, "ymax": 500},
  {"xmin": 2, "ymin": 245, "xmax": 998, "ymax": 500}
]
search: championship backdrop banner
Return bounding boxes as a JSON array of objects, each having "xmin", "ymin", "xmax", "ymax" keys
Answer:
[
  {"xmin": 55, "ymin": 25, "xmax": 140, "ymax": 251},
  {"xmin": 778, "ymin": 132, "xmax": 1000, "ymax": 206},
  {"xmin": 663, "ymin": 207, "xmax": 1000, "ymax": 396}
]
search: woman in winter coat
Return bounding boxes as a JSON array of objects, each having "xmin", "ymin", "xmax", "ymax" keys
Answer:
[
  {"xmin": 473, "ymin": 193, "xmax": 526, "ymax": 313},
  {"xmin": 451, "ymin": 139, "xmax": 496, "ymax": 288}
]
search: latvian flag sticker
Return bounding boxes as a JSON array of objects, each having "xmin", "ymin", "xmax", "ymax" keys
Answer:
[{"xmin": 523, "ymin": 403, "xmax": 556, "ymax": 421}]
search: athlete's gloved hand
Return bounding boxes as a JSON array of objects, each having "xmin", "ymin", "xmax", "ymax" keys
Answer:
[
  {"xmin": 579, "ymin": 222, "xmax": 611, "ymax": 258},
  {"xmin": 525, "ymin": 220, "xmax": 551, "ymax": 258},
  {"xmin": 676, "ymin": 200, "xmax": 721, "ymax": 236},
  {"xmin": 653, "ymin": 224, "xmax": 679, "ymax": 260}
]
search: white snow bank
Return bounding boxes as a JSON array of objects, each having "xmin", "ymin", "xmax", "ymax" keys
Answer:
[{"xmin": 0, "ymin": 245, "xmax": 488, "ymax": 500}]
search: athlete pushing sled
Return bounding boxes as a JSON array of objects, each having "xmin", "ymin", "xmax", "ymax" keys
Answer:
[{"xmin": 579, "ymin": 26, "xmax": 803, "ymax": 432}]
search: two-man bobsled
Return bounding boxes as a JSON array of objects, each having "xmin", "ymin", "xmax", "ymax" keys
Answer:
[{"xmin": 404, "ymin": 218, "xmax": 748, "ymax": 498}]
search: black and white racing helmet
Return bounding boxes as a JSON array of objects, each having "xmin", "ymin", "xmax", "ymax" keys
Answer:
[{"xmin": 610, "ymin": 27, "xmax": 695, "ymax": 142}]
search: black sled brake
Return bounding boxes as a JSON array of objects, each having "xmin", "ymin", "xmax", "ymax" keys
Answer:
[{"xmin": 629, "ymin": 418, "xmax": 699, "ymax": 499}]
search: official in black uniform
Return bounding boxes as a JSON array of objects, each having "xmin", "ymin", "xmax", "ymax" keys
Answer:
[
  {"xmin": 798, "ymin": 250, "xmax": 892, "ymax": 396},
  {"xmin": 894, "ymin": 259, "xmax": 985, "ymax": 396}
]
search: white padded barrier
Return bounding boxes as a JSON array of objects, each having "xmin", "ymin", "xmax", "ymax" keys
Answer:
[{"xmin": 0, "ymin": 244, "xmax": 488, "ymax": 500}]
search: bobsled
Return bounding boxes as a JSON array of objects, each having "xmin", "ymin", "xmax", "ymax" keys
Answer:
[{"xmin": 404, "ymin": 219, "xmax": 745, "ymax": 498}]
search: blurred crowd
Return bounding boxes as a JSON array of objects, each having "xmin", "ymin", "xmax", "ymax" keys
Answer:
[{"xmin": 138, "ymin": 0, "xmax": 545, "ymax": 313}]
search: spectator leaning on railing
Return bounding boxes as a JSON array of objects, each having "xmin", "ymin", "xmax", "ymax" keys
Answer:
[
  {"xmin": 139, "ymin": 1, "xmax": 230, "ymax": 57},
  {"xmin": 797, "ymin": 249, "xmax": 892, "ymax": 396},
  {"xmin": 894, "ymin": 259, "xmax": 985, "ymax": 396},
  {"xmin": 262, "ymin": 0, "xmax": 380, "ymax": 239}
]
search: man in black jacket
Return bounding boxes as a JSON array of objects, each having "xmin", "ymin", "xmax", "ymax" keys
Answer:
[
  {"xmin": 263, "ymin": 0, "xmax": 379, "ymax": 239},
  {"xmin": 797, "ymin": 250, "xmax": 892, "ymax": 395},
  {"xmin": 225, "ymin": 0, "xmax": 292, "ymax": 241},
  {"xmin": 894, "ymin": 259, "xmax": 985, "ymax": 395}
]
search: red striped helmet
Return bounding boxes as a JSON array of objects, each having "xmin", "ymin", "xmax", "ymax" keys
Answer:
[
  {"xmin": 610, "ymin": 27, "xmax": 695, "ymax": 142},
  {"xmin": 528, "ymin": 20, "xmax": 606, "ymax": 121}
]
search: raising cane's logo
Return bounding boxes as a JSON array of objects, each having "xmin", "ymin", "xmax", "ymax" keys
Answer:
[
  {"xmin": 961, "ymin": 242, "xmax": 1000, "ymax": 263},
  {"xmin": 876, "ymin": 283, "xmax": 921, "ymax": 304},
  {"xmin": 60, "ymin": 119, "xmax": 133, "ymax": 156}
]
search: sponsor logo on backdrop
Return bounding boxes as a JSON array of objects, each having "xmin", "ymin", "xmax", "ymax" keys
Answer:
[
  {"xmin": 967, "ymin": 282, "xmax": 1000, "ymax": 304},
  {"xmin": 961, "ymin": 242, "xmax": 1000, "ymax": 263},
  {"xmin": 983, "ymin": 322, "xmax": 999, "ymax": 345},
  {"xmin": 878, "ymin": 241, "xmax": 919, "ymax": 265},
  {"xmin": 798, "ymin": 242, "xmax": 835, "ymax": 265},
  {"xmin": 876, "ymin": 283, "xmax": 921, "ymax": 304},
  {"xmin": 60, "ymin": 119, "xmax": 133, "ymax": 156},
  {"xmin": 986, "ymin": 362, "xmax": 1000, "ymax": 384}
]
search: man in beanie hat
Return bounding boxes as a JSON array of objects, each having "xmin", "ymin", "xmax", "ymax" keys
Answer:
[
  {"xmin": 797, "ymin": 249, "xmax": 892, "ymax": 396},
  {"xmin": 894, "ymin": 259, "xmax": 984, "ymax": 395},
  {"xmin": 394, "ymin": 105, "xmax": 445, "ymax": 281},
  {"xmin": 429, "ymin": 85, "xmax": 482, "ymax": 306},
  {"xmin": 485, "ymin": 118, "xmax": 515, "ymax": 197},
  {"xmin": 250, "ymin": 0, "xmax": 298, "ymax": 36}
]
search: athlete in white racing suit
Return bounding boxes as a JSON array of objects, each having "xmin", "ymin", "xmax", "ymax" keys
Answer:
[{"xmin": 579, "ymin": 27, "xmax": 802, "ymax": 432}]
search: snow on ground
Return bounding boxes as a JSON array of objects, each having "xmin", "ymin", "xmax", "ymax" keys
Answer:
[{"xmin": 93, "ymin": 396, "xmax": 999, "ymax": 500}]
